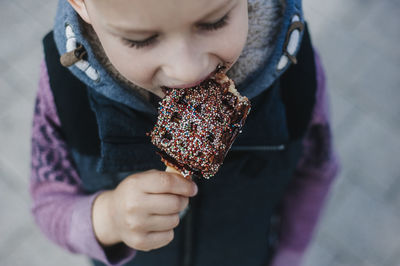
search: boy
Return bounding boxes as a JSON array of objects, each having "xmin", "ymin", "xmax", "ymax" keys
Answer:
[{"xmin": 30, "ymin": 0, "xmax": 339, "ymax": 265}]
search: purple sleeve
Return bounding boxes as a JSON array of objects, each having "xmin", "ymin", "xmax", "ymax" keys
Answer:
[
  {"xmin": 270, "ymin": 50, "xmax": 340, "ymax": 266},
  {"xmin": 29, "ymin": 60, "xmax": 136, "ymax": 266}
]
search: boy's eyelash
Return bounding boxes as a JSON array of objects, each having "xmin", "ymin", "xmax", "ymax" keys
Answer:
[
  {"xmin": 198, "ymin": 14, "xmax": 230, "ymax": 31},
  {"xmin": 121, "ymin": 13, "xmax": 230, "ymax": 49},
  {"xmin": 122, "ymin": 34, "xmax": 159, "ymax": 49}
]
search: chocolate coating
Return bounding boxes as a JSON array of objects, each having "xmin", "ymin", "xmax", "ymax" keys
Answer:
[{"xmin": 150, "ymin": 73, "xmax": 251, "ymax": 179}]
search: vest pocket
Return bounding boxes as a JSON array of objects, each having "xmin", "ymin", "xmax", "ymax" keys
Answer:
[
  {"xmin": 220, "ymin": 141, "xmax": 291, "ymax": 182},
  {"xmin": 102, "ymin": 136, "xmax": 150, "ymax": 144},
  {"xmin": 230, "ymin": 144, "xmax": 286, "ymax": 152}
]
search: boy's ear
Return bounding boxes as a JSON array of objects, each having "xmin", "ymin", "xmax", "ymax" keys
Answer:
[{"xmin": 67, "ymin": 0, "xmax": 91, "ymax": 24}]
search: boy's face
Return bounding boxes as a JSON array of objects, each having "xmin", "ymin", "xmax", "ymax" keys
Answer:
[{"xmin": 72, "ymin": 0, "xmax": 248, "ymax": 97}]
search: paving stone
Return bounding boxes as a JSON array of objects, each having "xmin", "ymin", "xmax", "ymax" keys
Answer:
[
  {"xmin": 0, "ymin": 225, "xmax": 90, "ymax": 266},
  {"xmin": 0, "ymin": 57, "xmax": 8, "ymax": 73},
  {"xmin": 0, "ymin": 178, "xmax": 32, "ymax": 257},
  {"xmin": 353, "ymin": 0, "xmax": 400, "ymax": 63},
  {"xmin": 329, "ymin": 0, "xmax": 378, "ymax": 31},
  {"xmin": 303, "ymin": 0, "xmax": 348, "ymax": 23},
  {"xmin": 302, "ymin": 2, "xmax": 330, "ymax": 37},
  {"xmin": 304, "ymin": 0, "xmax": 400, "ymax": 106},
  {"xmin": 303, "ymin": 231, "xmax": 377, "ymax": 266},
  {"xmin": 28, "ymin": 0, "xmax": 58, "ymax": 29},
  {"xmin": 0, "ymin": 1, "xmax": 26, "ymax": 32},
  {"xmin": 301, "ymin": 173, "xmax": 350, "ymax": 265},
  {"xmin": 304, "ymin": 0, "xmax": 392, "ymax": 32},
  {"xmin": 318, "ymin": 181, "xmax": 400, "ymax": 265},
  {"xmin": 319, "ymin": 171, "xmax": 349, "ymax": 219},
  {"xmin": 345, "ymin": 54, "xmax": 400, "ymax": 128},
  {"xmin": 328, "ymin": 90, "xmax": 356, "ymax": 141},
  {"xmin": 1, "ymin": 64, "xmax": 40, "ymax": 104},
  {"xmin": 11, "ymin": 0, "xmax": 48, "ymax": 11},
  {"xmin": 335, "ymin": 112, "xmax": 400, "ymax": 197},
  {"xmin": 329, "ymin": 252, "xmax": 376, "ymax": 266},
  {"xmin": 317, "ymin": 27, "xmax": 380, "ymax": 89},
  {"xmin": 0, "ymin": 1, "xmax": 47, "ymax": 62},
  {"xmin": 302, "ymin": 171, "xmax": 351, "ymax": 243},
  {"xmin": 0, "ymin": 77, "xmax": 24, "ymax": 116},
  {"xmin": 386, "ymin": 173, "xmax": 400, "ymax": 207},
  {"xmin": 11, "ymin": 0, "xmax": 57, "ymax": 29},
  {"xmin": 0, "ymin": 97, "xmax": 35, "ymax": 179},
  {"xmin": 1, "ymin": 44, "xmax": 43, "ymax": 102},
  {"xmin": 12, "ymin": 44, "xmax": 43, "ymax": 83},
  {"xmin": 301, "ymin": 236, "xmax": 336, "ymax": 266},
  {"xmin": 0, "ymin": 157, "xmax": 30, "ymax": 202},
  {"xmin": 382, "ymin": 247, "xmax": 400, "ymax": 266}
]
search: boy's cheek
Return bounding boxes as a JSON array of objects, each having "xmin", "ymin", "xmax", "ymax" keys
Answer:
[
  {"xmin": 225, "ymin": 2, "xmax": 249, "ymax": 61},
  {"xmin": 222, "ymin": 27, "xmax": 248, "ymax": 67}
]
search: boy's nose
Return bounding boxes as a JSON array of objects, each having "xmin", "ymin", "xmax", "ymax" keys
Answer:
[{"xmin": 160, "ymin": 44, "xmax": 210, "ymax": 87}]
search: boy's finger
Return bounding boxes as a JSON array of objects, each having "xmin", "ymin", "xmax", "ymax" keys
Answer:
[
  {"xmin": 145, "ymin": 230, "xmax": 175, "ymax": 250},
  {"xmin": 144, "ymin": 194, "xmax": 189, "ymax": 215},
  {"xmin": 145, "ymin": 214, "xmax": 181, "ymax": 231},
  {"xmin": 144, "ymin": 171, "xmax": 197, "ymax": 197},
  {"xmin": 125, "ymin": 230, "xmax": 174, "ymax": 251}
]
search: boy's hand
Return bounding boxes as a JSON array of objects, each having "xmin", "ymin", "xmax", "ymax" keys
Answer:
[{"xmin": 92, "ymin": 170, "xmax": 198, "ymax": 251}]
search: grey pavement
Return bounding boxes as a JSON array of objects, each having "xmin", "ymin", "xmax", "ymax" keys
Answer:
[{"xmin": 0, "ymin": 0, "xmax": 399, "ymax": 266}]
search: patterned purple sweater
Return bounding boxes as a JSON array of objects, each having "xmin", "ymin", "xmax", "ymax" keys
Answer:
[{"xmin": 30, "ymin": 52, "xmax": 339, "ymax": 266}]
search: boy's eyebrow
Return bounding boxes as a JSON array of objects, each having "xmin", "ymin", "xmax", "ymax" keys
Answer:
[
  {"xmin": 106, "ymin": 0, "xmax": 234, "ymax": 34},
  {"xmin": 105, "ymin": 24, "xmax": 155, "ymax": 35},
  {"xmin": 197, "ymin": 0, "xmax": 234, "ymax": 21}
]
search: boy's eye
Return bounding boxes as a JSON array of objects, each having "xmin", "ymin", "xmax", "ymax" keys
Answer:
[
  {"xmin": 122, "ymin": 34, "xmax": 159, "ymax": 49},
  {"xmin": 197, "ymin": 13, "xmax": 230, "ymax": 31},
  {"xmin": 121, "ymin": 13, "xmax": 230, "ymax": 49}
]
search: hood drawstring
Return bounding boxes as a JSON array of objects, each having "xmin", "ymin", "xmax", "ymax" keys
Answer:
[
  {"xmin": 60, "ymin": 44, "xmax": 87, "ymax": 67},
  {"xmin": 283, "ymin": 21, "xmax": 305, "ymax": 64},
  {"xmin": 58, "ymin": 24, "xmax": 100, "ymax": 82}
]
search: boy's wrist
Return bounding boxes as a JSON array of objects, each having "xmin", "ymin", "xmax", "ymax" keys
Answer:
[{"xmin": 92, "ymin": 190, "xmax": 121, "ymax": 246}]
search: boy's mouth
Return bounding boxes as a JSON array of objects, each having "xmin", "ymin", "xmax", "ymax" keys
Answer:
[
  {"xmin": 162, "ymin": 64, "xmax": 227, "ymax": 90},
  {"xmin": 163, "ymin": 72, "xmax": 214, "ymax": 89}
]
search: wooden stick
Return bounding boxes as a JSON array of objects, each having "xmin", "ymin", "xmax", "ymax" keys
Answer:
[
  {"xmin": 165, "ymin": 166, "xmax": 181, "ymax": 174},
  {"xmin": 165, "ymin": 165, "xmax": 193, "ymax": 180}
]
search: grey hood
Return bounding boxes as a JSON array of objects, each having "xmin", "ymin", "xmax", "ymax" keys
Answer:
[{"xmin": 53, "ymin": 0, "xmax": 305, "ymax": 114}]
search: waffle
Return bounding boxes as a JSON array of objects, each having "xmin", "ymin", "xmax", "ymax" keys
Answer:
[{"xmin": 149, "ymin": 71, "xmax": 251, "ymax": 179}]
